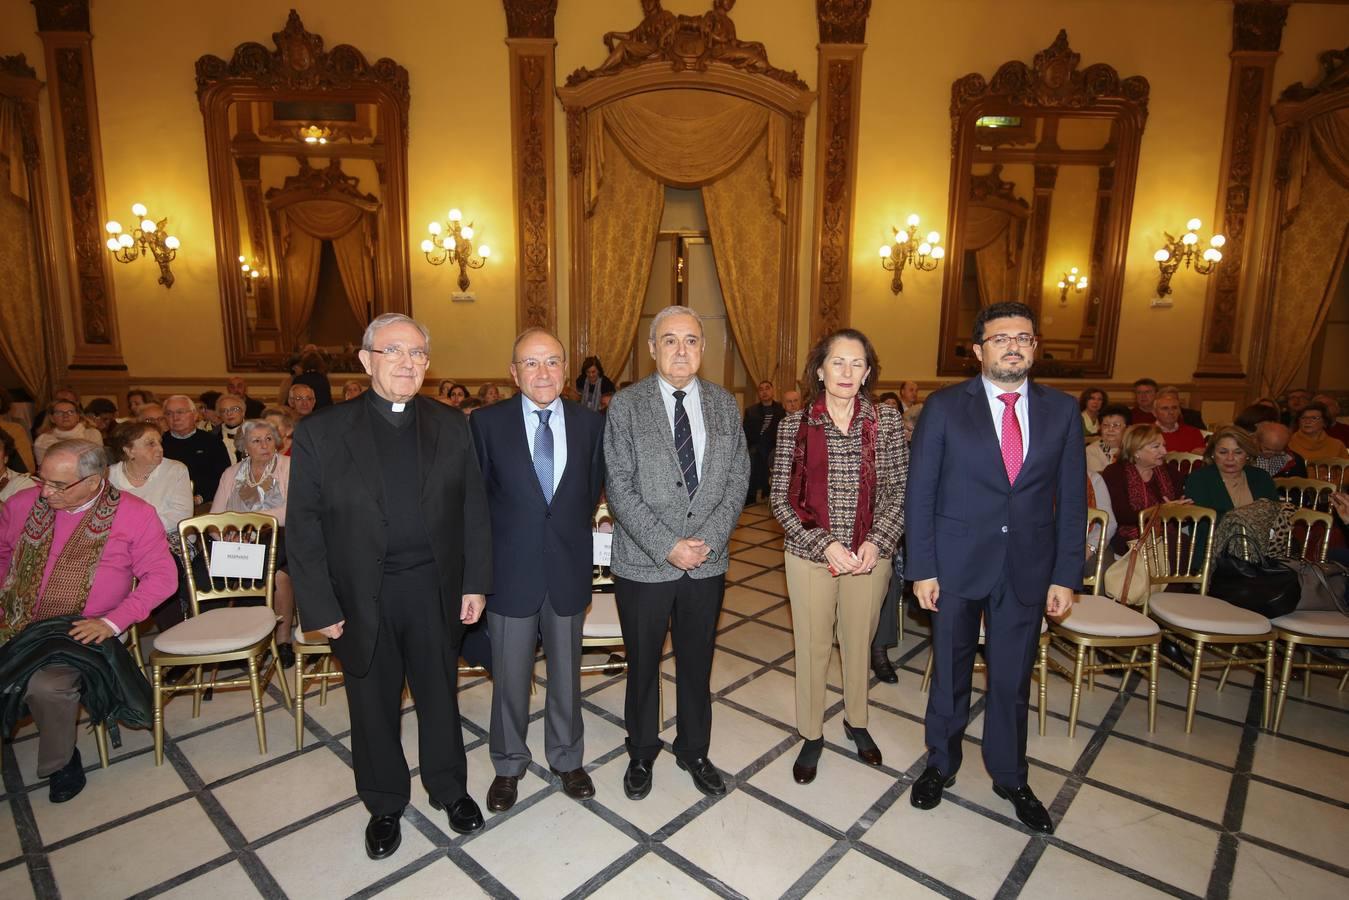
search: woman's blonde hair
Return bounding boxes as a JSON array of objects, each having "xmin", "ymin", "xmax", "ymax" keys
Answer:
[
  {"xmin": 1120, "ymin": 424, "xmax": 1164, "ymax": 463},
  {"xmin": 1203, "ymin": 425, "xmax": 1257, "ymax": 463}
]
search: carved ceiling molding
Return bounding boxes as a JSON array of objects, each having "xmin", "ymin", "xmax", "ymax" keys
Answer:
[
  {"xmin": 1233, "ymin": 0, "xmax": 1289, "ymax": 53},
  {"xmin": 264, "ymin": 157, "xmax": 379, "ymax": 209},
  {"xmin": 31, "ymin": 0, "xmax": 89, "ymax": 32},
  {"xmin": 564, "ymin": 0, "xmax": 808, "ymax": 91},
  {"xmin": 504, "ymin": 0, "xmax": 558, "ymax": 39},
  {"xmin": 817, "ymin": 0, "xmax": 871, "ymax": 44},
  {"xmin": 0, "ymin": 53, "xmax": 38, "ymax": 80}
]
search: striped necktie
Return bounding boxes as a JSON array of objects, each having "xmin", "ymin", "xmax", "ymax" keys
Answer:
[
  {"xmin": 533, "ymin": 409, "xmax": 554, "ymax": 504},
  {"xmin": 673, "ymin": 390, "xmax": 698, "ymax": 497}
]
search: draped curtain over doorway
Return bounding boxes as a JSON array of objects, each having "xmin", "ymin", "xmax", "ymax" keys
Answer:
[
  {"xmin": 0, "ymin": 97, "xmax": 53, "ymax": 404},
  {"xmin": 272, "ymin": 198, "xmax": 378, "ymax": 340},
  {"xmin": 964, "ymin": 205, "xmax": 1026, "ymax": 307},
  {"xmin": 584, "ymin": 90, "xmax": 789, "ymax": 384}
]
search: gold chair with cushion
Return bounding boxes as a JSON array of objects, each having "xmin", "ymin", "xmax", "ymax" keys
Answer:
[
  {"xmin": 1304, "ymin": 457, "xmax": 1347, "ymax": 491},
  {"xmin": 293, "ymin": 629, "xmax": 339, "ymax": 749},
  {"xmin": 1273, "ymin": 477, "xmax": 1335, "ymax": 510},
  {"xmin": 152, "ymin": 513, "xmax": 292, "ymax": 765},
  {"xmin": 1049, "ymin": 508, "xmax": 1161, "ymax": 736},
  {"xmin": 1140, "ymin": 503, "xmax": 1275, "ymax": 732},
  {"xmin": 1164, "ymin": 452, "xmax": 1204, "ymax": 478}
]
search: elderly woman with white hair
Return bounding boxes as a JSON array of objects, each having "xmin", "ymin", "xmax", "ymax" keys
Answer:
[{"xmin": 210, "ymin": 419, "xmax": 296, "ymax": 667}]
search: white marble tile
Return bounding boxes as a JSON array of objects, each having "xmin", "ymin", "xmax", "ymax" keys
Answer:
[
  {"xmin": 156, "ymin": 861, "xmax": 259, "ymax": 900},
  {"xmin": 1022, "ymin": 846, "xmax": 1171, "ymax": 899},
  {"xmin": 212, "ymin": 746, "xmax": 355, "ymax": 841},
  {"xmin": 730, "ymin": 526, "xmax": 778, "ymax": 546},
  {"xmin": 947, "ymin": 763, "xmax": 1066, "ymax": 821},
  {"xmin": 736, "ymin": 546, "xmax": 786, "ymax": 569},
  {"xmin": 662, "ymin": 703, "xmax": 792, "ymax": 777},
  {"xmin": 749, "ymin": 746, "xmax": 897, "ymax": 832},
  {"xmin": 8, "ymin": 717, "xmax": 155, "ymax": 787},
  {"xmin": 726, "ymin": 560, "xmax": 767, "ymax": 584},
  {"xmin": 176, "ymin": 706, "xmax": 308, "ymax": 784},
  {"xmin": 586, "ymin": 853, "xmax": 715, "ymax": 899},
  {"xmin": 1087, "ymin": 737, "xmax": 1232, "ymax": 824},
  {"xmin": 823, "ymin": 706, "xmax": 928, "ymax": 772},
  {"xmin": 742, "ymin": 569, "xmax": 789, "ymax": 597},
  {"xmin": 809, "ymin": 849, "xmax": 943, "ymax": 897},
  {"xmin": 30, "ymin": 747, "xmax": 189, "ymax": 844},
  {"xmin": 1252, "ymin": 732, "xmax": 1349, "ymax": 803},
  {"xmin": 722, "ymin": 669, "xmax": 800, "ymax": 728},
  {"xmin": 588, "ymin": 753, "xmax": 704, "ymax": 835},
  {"xmin": 375, "ymin": 857, "xmax": 489, "ymax": 898},
  {"xmin": 1269, "ymin": 697, "xmax": 1349, "ymax": 752},
  {"xmin": 1242, "ymin": 781, "xmax": 1349, "ymax": 867},
  {"xmin": 0, "ymin": 801, "xmax": 22, "ymax": 864},
  {"xmin": 0, "ymin": 861, "xmax": 35, "ymax": 900},
  {"xmin": 722, "ymin": 585, "xmax": 782, "ymax": 616},
  {"xmin": 716, "ymin": 621, "xmax": 794, "ymax": 665},
  {"xmin": 1112, "ymin": 696, "xmax": 1244, "ymax": 767},
  {"xmin": 525, "ymin": 706, "xmax": 627, "ymax": 771},
  {"xmin": 1231, "ymin": 839, "xmax": 1349, "ymax": 900},
  {"xmin": 409, "ymin": 743, "xmax": 546, "ymax": 829}
]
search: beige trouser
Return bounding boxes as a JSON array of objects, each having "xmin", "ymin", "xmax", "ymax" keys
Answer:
[
  {"xmin": 24, "ymin": 664, "xmax": 82, "ymax": 777},
  {"xmin": 784, "ymin": 553, "xmax": 892, "ymax": 739}
]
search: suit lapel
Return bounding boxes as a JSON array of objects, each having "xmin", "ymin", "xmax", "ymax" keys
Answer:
[
  {"xmin": 415, "ymin": 396, "xmax": 441, "ymax": 500},
  {"xmin": 694, "ymin": 381, "xmax": 720, "ymax": 496},
  {"xmin": 648, "ymin": 376, "xmax": 685, "ymax": 478},
  {"xmin": 344, "ymin": 401, "xmax": 387, "ymax": 513},
  {"xmin": 1019, "ymin": 381, "xmax": 1049, "ymax": 488},
  {"xmin": 963, "ymin": 377, "xmax": 1007, "ymax": 485},
  {"xmin": 553, "ymin": 400, "xmax": 584, "ymax": 500}
]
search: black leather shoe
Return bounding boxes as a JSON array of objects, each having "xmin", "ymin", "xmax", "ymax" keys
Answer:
[
  {"xmin": 842, "ymin": 721, "xmax": 883, "ymax": 767},
  {"xmin": 871, "ymin": 648, "xmax": 899, "ymax": 684},
  {"xmin": 486, "ymin": 775, "xmax": 518, "ymax": 812},
  {"xmin": 48, "ymin": 747, "xmax": 86, "ymax": 804},
  {"xmin": 676, "ymin": 756, "xmax": 726, "ymax": 796},
  {"xmin": 793, "ymin": 737, "xmax": 824, "ymax": 784},
  {"xmin": 551, "ymin": 767, "xmax": 596, "ymax": 800},
  {"xmin": 1159, "ymin": 638, "xmax": 1190, "ymax": 670},
  {"xmin": 365, "ymin": 814, "xmax": 401, "ymax": 859},
  {"xmin": 993, "ymin": 782, "xmax": 1055, "ymax": 833},
  {"xmin": 910, "ymin": 766, "xmax": 955, "ymax": 810},
  {"xmin": 623, "ymin": 759, "xmax": 653, "ymax": 800},
  {"xmin": 447, "ymin": 796, "xmax": 485, "ymax": 834},
  {"xmin": 276, "ymin": 642, "xmax": 295, "ymax": 669}
]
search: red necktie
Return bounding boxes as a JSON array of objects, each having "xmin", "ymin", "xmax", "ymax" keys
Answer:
[{"xmin": 999, "ymin": 392, "xmax": 1023, "ymax": 484}]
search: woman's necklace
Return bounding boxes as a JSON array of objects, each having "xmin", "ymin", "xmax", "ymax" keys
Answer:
[
  {"xmin": 125, "ymin": 462, "xmax": 153, "ymax": 485},
  {"xmin": 245, "ymin": 456, "xmax": 276, "ymax": 488}
]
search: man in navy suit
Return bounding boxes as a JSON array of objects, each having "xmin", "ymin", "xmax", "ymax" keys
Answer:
[
  {"xmin": 906, "ymin": 301, "xmax": 1084, "ymax": 833},
  {"xmin": 469, "ymin": 329, "xmax": 606, "ymax": 813}
]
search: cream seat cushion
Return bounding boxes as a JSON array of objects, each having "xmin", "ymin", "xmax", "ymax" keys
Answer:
[
  {"xmin": 1271, "ymin": 611, "xmax": 1349, "ymax": 639},
  {"xmin": 584, "ymin": 593, "xmax": 623, "ymax": 639},
  {"xmin": 293, "ymin": 628, "xmax": 330, "ymax": 646},
  {"xmin": 1055, "ymin": 595, "xmax": 1161, "ymax": 638},
  {"xmin": 1148, "ymin": 592, "xmax": 1270, "ymax": 635},
  {"xmin": 154, "ymin": 607, "xmax": 278, "ymax": 656}
]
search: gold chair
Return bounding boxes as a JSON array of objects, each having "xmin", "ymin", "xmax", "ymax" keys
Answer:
[
  {"xmin": 1164, "ymin": 452, "xmax": 1205, "ymax": 478},
  {"xmin": 920, "ymin": 621, "xmax": 1050, "ymax": 737},
  {"xmin": 1269, "ymin": 508, "xmax": 1349, "ymax": 732},
  {"xmin": 1048, "ymin": 508, "xmax": 1161, "ymax": 736},
  {"xmin": 1273, "ymin": 477, "xmax": 1335, "ymax": 510},
  {"xmin": 151, "ymin": 513, "xmax": 292, "ymax": 765},
  {"xmin": 1140, "ymin": 503, "xmax": 1275, "ymax": 732},
  {"xmin": 293, "ymin": 629, "xmax": 340, "ymax": 750},
  {"xmin": 1304, "ymin": 457, "xmax": 1348, "ymax": 491}
]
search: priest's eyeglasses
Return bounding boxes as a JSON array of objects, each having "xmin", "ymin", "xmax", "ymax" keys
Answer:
[
  {"xmin": 33, "ymin": 473, "xmax": 98, "ymax": 495},
  {"xmin": 372, "ymin": 345, "xmax": 430, "ymax": 365}
]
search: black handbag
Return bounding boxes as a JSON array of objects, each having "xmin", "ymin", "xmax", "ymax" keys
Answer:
[{"xmin": 1208, "ymin": 555, "xmax": 1301, "ymax": 618}]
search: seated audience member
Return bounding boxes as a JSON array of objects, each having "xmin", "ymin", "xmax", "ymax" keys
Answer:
[
  {"xmin": 225, "ymin": 376, "xmax": 265, "ymax": 419},
  {"xmin": 438, "ymin": 381, "xmax": 468, "ymax": 407},
  {"xmin": 341, "ymin": 380, "xmax": 366, "ymax": 401},
  {"xmin": 1280, "ymin": 388, "xmax": 1311, "ymax": 427},
  {"xmin": 901, "ymin": 401, "xmax": 923, "ymax": 444},
  {"xmin": 216, "ymin": 394, "xmax": 248, "ymax": 464},
  {"xmin": 1253, "ymin": 421, "xmax": 1307, "ymax": 478},
  {"xmin": 34, "ymin": 400, "xmax": 102, "ymax": 464},
  {"xmin": 1288, "ymin": 401, "xmax": 1349, "ymax": 459},
  {"xmin": 0, "ymin": 388, "xmax": 36, "ymax": 473},
  {"xmin": 1161, "ymin": 385, "xmax": 1207, "ymax": 430},
  {"xmin": 1312, "ymin": 393, "xmax": 1349, "ymax": 445},
  {"xmin": 876, "ymin": 391, "xmax": 900, "ymax": 410},
  {"xmin": 0, "ymin": 431, "xmax": 36, "ymax": 504},
  {"xmin": 31, "ymin": 388, "xmax": 85, "ymax": 436},
  {"xmin": 287, "ymin": 383, "xmax": 318, "ymax": 420},
  {"xmin": 1079, "ymin": 387, "xmax": 1108, "ymax": 437},
  {"xmin": 261, "ymin": 406, "xmax": 296, "ymax": 456},
  {"xmin": 292, "ymin": 348, "xmax": 333, "ymax": 409},
  {"xmin": 1234, "ymin": 402, "xmax": 1279, "ymax": 433},
  {"xmin": 560, "ymin": 384, "xmax": 581, "ymax": 403},
  {"xmin": 460, "ymin": 397, "xmax": 484, "ymax": 415},
  {"xmin": 126, "ymin": 388, "xmax": 155, "ymax": 418},
  {"xmin": 197, "ymin": 392, "xmax": 222, "ymax": 430},
  {"xmin": 782, "ymin": 388, "xmax": 803, "ymax": 414},
  {"xmin": 575, "ymin": 355, "xmax": 616, "ymax": 411},
  {"xmin": 1130, "ymin": 378, "xmax": 1158, "ymax": 424},
  {"xmin": 161, "ymin": 395, "xmax": 231, "ymax": 506},
  {"xmin": 1153, "ymin": 390, "xmax": 1205, "ymax": 453},
  {"xmin": 1100, "ymin": 424, "xmax": 1183, "ymax": 555},
  {"xmin": 1183, "ymin": 426, "xmax": 1277, "ymax": 519},
  {"xmin": 1085, "ymin": 469, "xmax": 1117, "ymax": 566},
  {"xmin": 107, "ymin": 422, "xmax": 193, "ymax": 536},
  {"xmin": 898, "ymin": 380, "xmax": 919, "ymax": 412},
  {"xmin": 1086, "ymin": 403, "xmax": 1130, "ymax": 474},
  {"xmin": 477, "ymin": 382, "xmax": 502, "ymax": 405},
  {"xmin": 85, "ymin": 398, "xmax": 120, "ymax": 439},
  {"xmin": 137, "ymin": 403, "xmax": 167, "ymax": 432},
  {"xmin": 211, "ymin": 419, "xmax": 295, "ymax": 666},
  {"xmin": 0, "ymin": 440, "xmax": 175, "ymax": 802}
]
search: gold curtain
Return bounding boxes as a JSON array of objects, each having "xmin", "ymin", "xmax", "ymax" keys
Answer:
[
  {"xmin": 703, "ymin": 136, "xmax": 782, "ymax": 385},
  {"xmin": 0, "ymin": 97, "xmax": 50, "ymax": 403},
  {"xmin": 586, "ymin": 131, "xmax": 664, "ymax": 374},
  {"xmin": 275, "ymin": 200, "xmax": 374, "ymax": 334},
  {"xmin": 964, "ymin": 206, "xmax": 1025, "ymax": 305}
]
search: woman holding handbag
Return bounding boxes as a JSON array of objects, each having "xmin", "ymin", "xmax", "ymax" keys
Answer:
[{"xmin": 1100, "ymin": 425, "xmax": 1185, "ymax": 557}]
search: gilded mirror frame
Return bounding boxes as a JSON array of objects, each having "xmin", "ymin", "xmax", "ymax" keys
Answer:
[
  {"xmin": 195, "ymin": 10, "xmax": 411, "ymax": 370},
  {"xmin": 938, "ymin": 31, "xmax": 1149, "ymax": 378}
]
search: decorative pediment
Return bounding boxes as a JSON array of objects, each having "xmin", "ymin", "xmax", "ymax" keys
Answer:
[
  {"xmin": 951, "ymin": 30, "xmax": 1150, "ymax": 118},
  {"xmin": 1280, "ymin": 46, "xmax": 1349, "ymax": 102},
  {"xmin": 565, "ymin": 0, "xmax": 808, "ymax": 91},
  {"xmin": 194, "ymin": 9, "xmax": 409, "ymax": 117},
  {"xmin": 0, "ymin": 54, "xmax": 38, "ymax": 80},
  {"xmin": 969, "ymin": 164, "xmax": 1029, "ymax": 208},
  {"xmin": 265, "ymin": 158, "xmax": 378, "ymax": 209},
  {"xmin": 817, "ymin": 0, "xmax": 871, "ymax": 44},
  {"xmin": 504, "ymin": 0, "xmax": 559, "ymax": 39}
]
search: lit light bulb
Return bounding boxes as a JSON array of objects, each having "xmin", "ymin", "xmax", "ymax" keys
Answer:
[
  {"xmin": 420, "ymin": 239, "xmax": 435, "ymax": 253},
  {"xmin": 906, "ymin": 213, "xmax": 920, "ymax": 227},
  {"xmin": 105, "ymin": 221, "xmax": 121, "ymax": 234},
  {"xmin": 106, "ymin": 237, "xmax": 120, "ymax": 251},
  {"xmin": 1210, "ymin": 234, "xmax": 1226, "ymax": 248},
  {"xmin": 461, "ymin": 225, "xmax": 474, "ymax": 240},
  {"xmin": 926, "ymin": 231, "xmax": 940, "ymax": 245},
  {"xmin": 1154, "ymin": 248, "xmax": 1170, "ymax": 262},
  {"xmin": 1069, "ymin": 266, "xmax": 1079, "ymax": 276},
  {"xmin": 441, "ymin": 235, "xmax": 456, "ymax": 250},
  {"xmin": 164, "ymin": 235, "xmax": 180, "ymax": 250},
  {"xmin": 478, "ymin": 245, "xmax": 490, "ymax": 258},
  {"xmin": 1181, "ymin": 231, "xmax": 1198, "ymax": 246},
  {"xmin": 1202, "ymin": 248, "xmax": 1222, "ymax": 263},
  {"xmin": 1077, "ymin": 277, "xmax": 1087, "ymax": 288},
  {"xmin": 141, "ymin": 219, "xmax": 157, "ymax": 233},
  {"xmin": 251, "ymin": 269, "xmax": 260, "ymax": 279},
  {"xmin": 1186, "ymin": 218, "xmax": 1202, "ymax": 232},
  {"xmin": 930, "ymin": 245, "xmax": 945, "ymax": 260},
  {"xmin": 917, "ymin": 242, "xmax": 932, "ymax": 256},
  {"xmin": 428, "ymin": 221, "xmax": 442, "ymax": 235},
  {"xmin": 238, "ymin": 255, "xmax": 246, "ymax": 263},
  {"xmin": 131, "ymin": 203, "xmax": 147, "ymax": 217},
  {"xmin": 894, "ymin": 230, "xmax": 908, "ymax": 244},
  {"xmin": 448, "ymin": 208, "xmax": 462, "ymax": 222},
  {"xmin": 118, "ymin": 233, "xmax": 134, "ymax": 248},
  {"xmin": 241, "ymin": 263, "xmax": 250, "ymax": 272},
  {"xmin": 304, "ymin": 135, "xmax": 317, "ymax": 144},
  {"xmin": 879, "ymin": 245, "xmax": 892, "ymax": 258},
  {"xmin": 1058, "ymin": 280, "xmax": 1067, "ymax": 289}
]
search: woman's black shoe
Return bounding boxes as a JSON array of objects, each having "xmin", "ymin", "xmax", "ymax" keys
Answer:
[
  {"xmin": 277, "ymin": 642, "xmax": 295, "ymax": 669},
  {"xmin": 793, "ymin": 737, "xmax": 824, "ymax": 784},
  {"xmin": 842, "ymin": 721, "xmax": 882, "ymax": 767},
  {"xmin": 1159, "ymin": 638, "xmax": 1190, "ymax": 670},
  {"xmin": 871, "ymin": 648, "xmax": 899, "ymax": 684}
]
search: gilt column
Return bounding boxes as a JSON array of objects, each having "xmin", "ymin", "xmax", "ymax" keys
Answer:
[
  {"xmin": 808, "ymin": 1, "xmax": 871, "ymax": 340},
  {"xmin": 504, "ymin": 1, "xmax": 559, "ymax": 333},
  {"xmin": 33, "ymin": 0, "xmax": 125, "ymax": 370}
]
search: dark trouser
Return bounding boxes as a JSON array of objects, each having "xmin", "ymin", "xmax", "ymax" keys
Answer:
[
  {"xmin": 924, "ymin": 578, "xmax": 1043, "ymax": 788},
  {"xmin": 615, "ymin": 573, "xmax": 724, "ymax": 762},
  {"xmin": 872, "ymin": 572, "xmax": 902, "ymax": 651},
  {"xmin": 345, "ymin": 571, "xmax": 467, "ymax": 816},
  {"xmin": 747, "ymin": 446, "xmax": 771, "ymax": 502},
  {"xmin": 487, "ymin": 599, "xmax": 585, "ymax": 776},
  {"xmin": 24, "ymin": 664, "xmax": 82, "ymax": 777}
]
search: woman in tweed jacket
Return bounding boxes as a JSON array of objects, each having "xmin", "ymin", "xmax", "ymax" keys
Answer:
[{"xmin": 770, "ymin": 328, "xmax": 908, "ymax": 784}]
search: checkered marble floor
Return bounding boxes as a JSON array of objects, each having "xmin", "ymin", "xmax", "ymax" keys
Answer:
[{"xmin": 3, "ymin": 502, "xmax": 1348, "ymax": 899}]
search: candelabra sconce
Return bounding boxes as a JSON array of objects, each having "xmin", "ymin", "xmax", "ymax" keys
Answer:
[
  {"xmin": 299, "ymin": 124, "xmax": 333, "ymax": 144},
  {"xmin": 1153, "ymin": 218, "xmax": 1224, "ymax": 298},
  {"xmin": 420, "ymin": 208, "xmax": 490, "ymax": 292},
  {"xmin": 1056, "ymin": 267, "xmax": 1088, "ymax": 305},
  {"xmin": 237, "ymin": 255, "xmax": 265, "ymax": 296},
  {"xmin": 878, "ymin": 214, "xmax": 944, "ymax": 294},
  {"xmin": 104, "ymin": 203, "xmax": 180, "ymax": 288}
]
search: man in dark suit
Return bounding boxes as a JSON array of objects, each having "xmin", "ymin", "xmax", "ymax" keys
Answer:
[
  {"xmin": 743, "ymin": 380, "xmax": 785, "ymax": 504},
  {"xmin": 288, "ymin": 313, "xmax": 492, "ymax": 859},
  {"xmin": 906, "ymin": 301, "xmax": 1084, "ymax": 834},
  {"xmin": 469, "ymin": 328, "xmax": 606, "ymax": 814},
  {"xmin": 161, "ymin": 395, "xmax": 230, "ymax": 506}
]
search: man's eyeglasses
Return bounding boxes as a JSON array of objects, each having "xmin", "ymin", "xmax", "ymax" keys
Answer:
[
  {"xmin": 50, "ymin": 408, "xmax": 79, "ymax": 418},
  {"xmin": 981, "ymin": 333, "xmax": 1037, "ymax": 350},
  {"xmin": 33, "ymin": 473, "xmax": 98, "ymax": 495},
  {"xmin": 219, "ymin": 405, "xmax": 244, "ymax": 415},
  {"xmin": 514, "ymin": 357, "xmax": 564, "ymax": 372},
  {"xmin": 371, "ymin": 346, "xmax": 430, "ymax": 365}
]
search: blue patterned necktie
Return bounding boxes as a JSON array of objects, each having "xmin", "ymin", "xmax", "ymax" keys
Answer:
[
  {"xmin": 673, "ymin": 390, "xmax": 698, "ymax": 497},
  {"xmin": 534, "ymin": 408, "xmax": 554, "ymax": 504}
]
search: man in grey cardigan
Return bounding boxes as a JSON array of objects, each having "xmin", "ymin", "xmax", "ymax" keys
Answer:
[{"xmin": 604, "ymin": 306, "xmax": 750, "ymax": 800}]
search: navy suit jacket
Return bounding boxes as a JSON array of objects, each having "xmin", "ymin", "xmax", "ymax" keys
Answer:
[
  {"xmin": 470, "ymin": 397, "xmax": 606, "ymax": 618},
  {"xmin": 906, "ymin": 377, "xmax": 1086, "ymax": 606}
]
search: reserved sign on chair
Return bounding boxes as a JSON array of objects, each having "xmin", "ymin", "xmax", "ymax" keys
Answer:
[{"xmin": 208, "ymin": 541, "xmax": 267, "ymax": 579}]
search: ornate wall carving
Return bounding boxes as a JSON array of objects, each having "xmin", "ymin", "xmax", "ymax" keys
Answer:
[
  {"xmin": 817, "ymin": 0, "xmax": 871, "ymax": 43},
  {"xmin": 505, "ymin": 0, "xmax": 558, "ymax": 39}
]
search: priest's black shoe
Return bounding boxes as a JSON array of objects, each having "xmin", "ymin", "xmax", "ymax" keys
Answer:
[
  {"xmin": 48, "ymin": 747, "xmax": 86, "ymax": 803},
  {"xmin": 623, "ymin": 759, "xmax": 653, "ymax": 800},
  {"xmin": 993, "ymin": 782, "xmax": 1055, "ymax": 833},
  {"xmin": 364, "ymin": 814, "xmax": 401, "ymax": 859},
  {"xmin": 871, "ymin": 648, "xmax": 898, "ymax": 684},
  {"xmin": 793, "ymin": 737, "xmax": 824, "ymax": 784},
  {"xmin": 676, "ymin": 757, "xmax": 726, "ymax": 796},
  {"xmin": 910, "ymin": 766, "xmax": 955, "ymax": 810},
  {"xmin": 430, "ymin": 795, "xmax": 485, "ymax": 834}
]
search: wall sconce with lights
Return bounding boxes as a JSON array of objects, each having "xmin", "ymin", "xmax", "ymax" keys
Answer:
[
  {"xmin": 1056, "ymin": 267, "xmax": 1087, "ymax": 305},
  {"xmin": 238, "ymin": 255, "xmax": 265, "ymax": 296},
  {"xmin": 420, "ymin": 208, "xmax": 490, "ymax": 293},
  {"xmin": 1154, "ymin": 218, "xmax": 1224, "ymax": 298},
  {"xmin": 879, "ymin": 214, "xmax": 943, "ymax": 294},
  {"xmin": 104, "ymin": 203, "xmax": 180, "ymax": 288}
]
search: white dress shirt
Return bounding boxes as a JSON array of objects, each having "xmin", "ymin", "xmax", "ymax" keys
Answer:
[
  {"xmin": 656, "ymin": 375, "xmax": 706, "ymax": 478},
  {"xmin": 521, "ymin": 393, "xmax": 567, "ymax": 493},
  {"xmin": 981, "ymin": 376, "xmax": 1030, "ymax": 459}
]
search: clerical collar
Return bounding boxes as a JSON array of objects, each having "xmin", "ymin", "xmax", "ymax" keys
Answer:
[{"xmin": 366, "ymin": 388, "xmax": 415, "ymax": 428}]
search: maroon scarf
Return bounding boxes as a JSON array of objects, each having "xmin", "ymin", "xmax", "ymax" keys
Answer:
[
  {"xmin": 1117, "ymin": 462, "xmax": 1179, "ymax": 543},
  {"xmin": 788, "ymin": 393, "xmax": 878, "ymax": 554}
]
